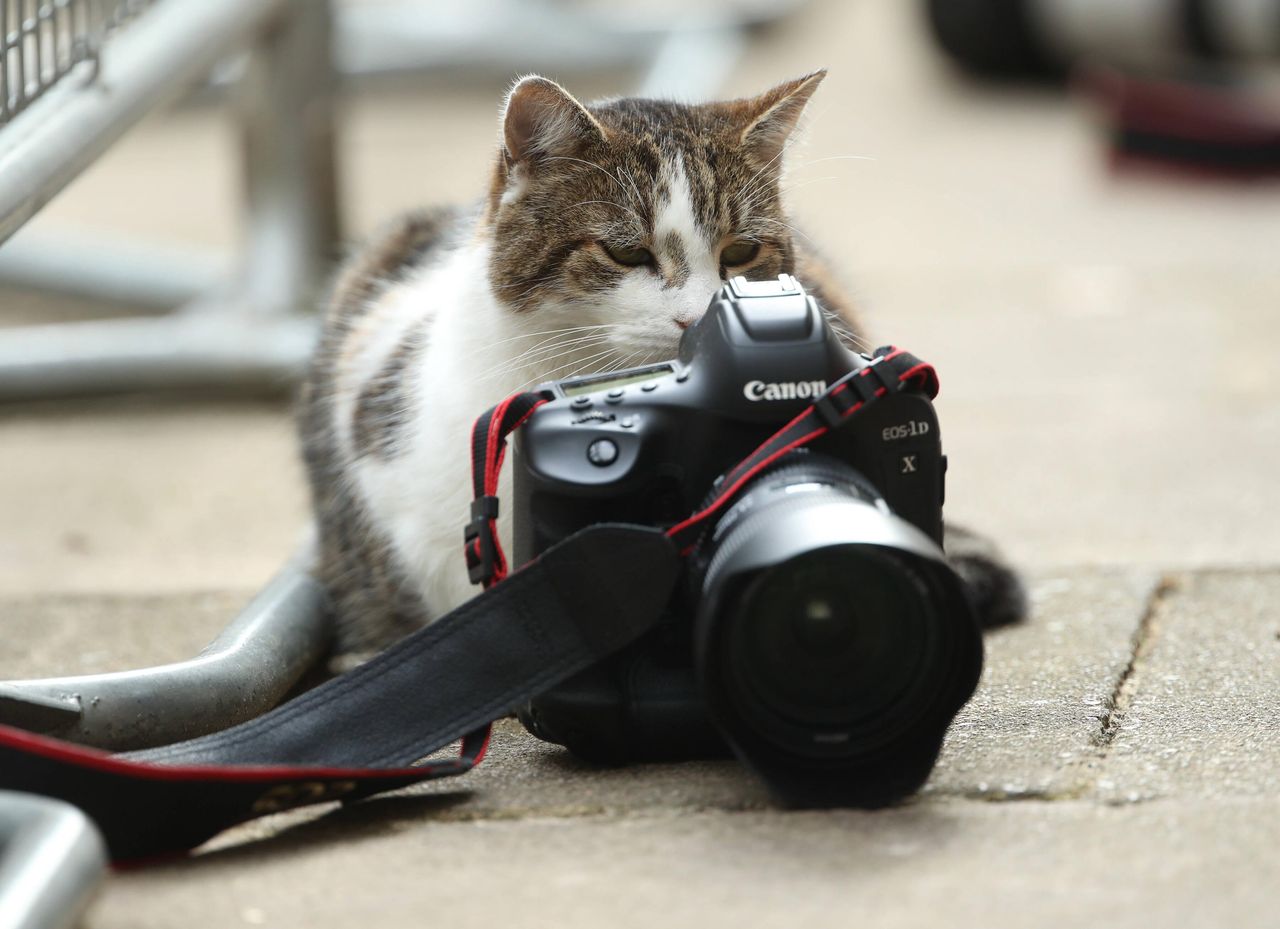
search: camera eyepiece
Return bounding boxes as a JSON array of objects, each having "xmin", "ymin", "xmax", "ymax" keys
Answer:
[{"xmin": 694, "ymin": 452, "xmax": 982, "ymax": 806}]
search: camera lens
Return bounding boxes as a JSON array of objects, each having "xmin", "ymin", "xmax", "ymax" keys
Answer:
[
  {"xmin": 725, "ymin": 546, "xmax": 940, "ymax": 753},
  {"xmin": 694, "ymin": 452, "xmax": 982, "ymax": 801}
]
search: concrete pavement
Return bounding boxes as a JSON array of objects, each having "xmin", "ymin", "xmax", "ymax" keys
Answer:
[{"xmin": 2, "ymin": 569, "xmax": 1274, "ymax": 928}]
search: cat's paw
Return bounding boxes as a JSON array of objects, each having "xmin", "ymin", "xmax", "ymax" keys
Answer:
[{"xmin": 943, "ymin": 523, "xmax": 1027, "ymax": 630}]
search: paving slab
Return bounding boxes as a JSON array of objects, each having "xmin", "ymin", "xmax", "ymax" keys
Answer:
[
  {"xmin": 89, "ymin": 799, "xmax": 1279, "ymax": 929},
  {"xmin": 863, "ymin": 268, "xmax": 1280, "ymax": 572},
  {"xmin": 0, "ymin": 591, "xmax": 242, "ymax": 678},
  {"xmin": 1097, "ymin": 571, "xmax": 1280, "ymax": 801},
  {"xmin": 0, "ymin": 401, "xmax": 307, "ymax": 597},
  {"xmin": 928, "ymin": 570, "xmax": 1158, "ymax": 798},
  {"xmin": 0, "ymin": 572, "xmax": 1155, "ymax": 816}
]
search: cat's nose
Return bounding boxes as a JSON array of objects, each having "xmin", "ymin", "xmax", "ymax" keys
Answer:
[{"xmin": 673, "ymin": 316, "xmax": 693, "ymax": 330}]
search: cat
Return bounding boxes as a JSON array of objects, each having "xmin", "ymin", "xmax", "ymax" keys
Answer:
[{"xmin": 298, "ymin": 70, "xmax": 1025, "ymax": 657}]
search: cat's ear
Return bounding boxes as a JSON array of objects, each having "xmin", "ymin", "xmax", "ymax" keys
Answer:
[
  {"xmin": 734, "ymin": 70, "xmax": 826, "ymax": 166},
  {"xmin": 501, "ymin": 76, "xmax": 606, "ymax": 167}
]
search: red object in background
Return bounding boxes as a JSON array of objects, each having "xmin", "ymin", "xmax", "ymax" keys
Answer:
[{"xmin": 1078, "ymin": 66, "xmax": 1280, "ymax": 180}]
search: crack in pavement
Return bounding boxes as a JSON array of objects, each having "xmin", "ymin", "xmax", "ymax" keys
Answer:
[{"xmin": 1092, "ymin": 574, "xmax": 1181, "ymax": 750}]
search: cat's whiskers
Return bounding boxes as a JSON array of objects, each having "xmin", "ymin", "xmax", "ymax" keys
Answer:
[
  {"xmin": 510, "ymin": 326, "xmax": 621, "ymax": 359},
  {"xmin": 790, "ymin": 154, "xmax": 875, "ymax": 169},
  {"xmin": 543, "ymin": 155, "xmax": 637, "ymax": 202},
  {"xmin": 738, "ymin": 131, "xmax": 804, "ymax": 205},
  {"xmin": 600, "ymin": 350, "xmax": 642, "ymax": 375},
  {"xmin": 821, "ymin": 311, "xmax": 871, "ymax": 350},
  {"xmin": 459, "ymin": 323, "xmax": 615, "ymax": 356},
  {"xmin": 470, "ymin": 333, "xmax": 613, "ymax": 384},
  {"xmin": 616, "ymin": 167, "xmax": 646, "ymax": 214},
  {"xmin": 778, "ymin": 175, "xmax": 839, "ymax": 195},
  {"xmin": 749, "ymin": 215, "xmax": 817, "ymax": 246},
  {"xmin": 518, "ymin": 345, "xmax": 624, "ymax": 390}
]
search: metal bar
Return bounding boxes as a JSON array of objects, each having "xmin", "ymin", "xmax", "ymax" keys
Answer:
[
  {"xmin": 0, "ymin": 544, "xmax": 332, "ymax": 751},
  {"xmin": 0, "ymin": 230, "xmax": 223, "ymax": 308},
  {"xmin": 334, "ymin": 0, "xmax": 658, "ymax": 77},
  {"xmin": 32, "ymin": 0, "xmax": 41, "ymax": 95},
  {"xmin": 0, "ymin": 0, "xmax": 289, "ymax": 246},
  {"xmin": 0, "ymin": 307, "xmax": 317, "ymax": 398},
  {"xmin": 1, "ymin": 2, "xmax": 8, "ymax": 122},
  {"xmin": 13, "ymin": 0, "xmax": 24, "ymax": 113},
  {"xmin": 0, "ymin": 792, "xmax": 106, "ymax": 929},
  {"xmin": 237, "ymin": 0, "xmax": 340, "ymax": 318}
]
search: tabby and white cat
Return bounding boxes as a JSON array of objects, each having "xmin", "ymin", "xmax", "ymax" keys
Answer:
[{"xmin": 299, "ymin": 71, "xmax": 1023, "ymax": 655}]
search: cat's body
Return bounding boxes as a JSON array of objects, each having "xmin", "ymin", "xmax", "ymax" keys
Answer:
[{"xmin": 299, "ymin": 73, "xmax": 1023, "ymax": 656}]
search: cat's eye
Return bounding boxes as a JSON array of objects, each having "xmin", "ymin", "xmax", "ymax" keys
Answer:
[
  {"xmin": 601, "ymin": 242, "xmax": 654, "ymax": 267},
  {"xmin": 720, "ymin": 241, "xmax": 760, "ymax": 267}
]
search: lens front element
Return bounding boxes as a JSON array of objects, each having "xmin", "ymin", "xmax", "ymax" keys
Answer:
[{"xmin": 726, "ymin": 546, "xmax": 941, "ymax": 757}]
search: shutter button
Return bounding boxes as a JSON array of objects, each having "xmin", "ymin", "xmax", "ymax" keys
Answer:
[{"xmin": 587, "ymin": 438, "xmax": 619, "ymax": 466}]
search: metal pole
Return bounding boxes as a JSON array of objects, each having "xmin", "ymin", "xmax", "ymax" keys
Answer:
[
  {"xmin": 237, "ymin": 0, "xmax": 341, "ymax": 318},
  {"xmin": 0, "ymin": 543, "xmax": 332, "ymax": 751},
  {"xmin": 0, "ymin": 309, "xmax": 317, "ymax": 398},
  {"xmin": 0, "ymin": 792, "xmax": 106, "ymax": 929},
  {"xmin": 0, "ymin": 229, "xmax": 222, "ymax": 308}
]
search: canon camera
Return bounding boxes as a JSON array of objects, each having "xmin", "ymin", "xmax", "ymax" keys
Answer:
[{"xmin": 511, "ymin": 276, "xmax": 983, "ymax": 806}]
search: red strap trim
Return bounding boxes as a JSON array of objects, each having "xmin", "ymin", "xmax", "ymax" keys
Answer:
[
  {"xmin": 466, "ymin": 393, "xmax": 549, "ymax": 588},
  {"xmin": 0, "ymin": 723, "xmax": 487, "ymax": 784}
]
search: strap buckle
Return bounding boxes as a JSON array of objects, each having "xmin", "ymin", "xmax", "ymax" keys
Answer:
[
  {"xmin": 463, "ymin": 495, "xmax": 501, "ymax": 586},
  {"xmin": 813, "ymin": 367, "xmax": 883, "ymax": 430}
]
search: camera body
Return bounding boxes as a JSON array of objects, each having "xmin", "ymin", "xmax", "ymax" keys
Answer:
[{"xmin": 512, "ymin": 276, "xmax": 979, "ymax": 806}]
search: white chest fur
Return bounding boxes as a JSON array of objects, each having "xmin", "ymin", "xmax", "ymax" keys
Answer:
[{"xmin": 332, "ymin": 242, "xmax": 622, "ymax": 619}]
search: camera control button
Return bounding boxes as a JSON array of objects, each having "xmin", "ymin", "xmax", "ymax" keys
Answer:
[
  {"xmin": 619, "ymin": 416, "xmax": 637, "ymax": 429},
  {"xmin": 641, "ymin": 381, "xmax": 658, "ymax": 392},
  {"xmin": 571, "ymin": 396, "xmax": 592, "ymax": 410},
  {"xmin": 605, "ymin": 389, "xmax": 625, "ymax": 404},
  {"xmin": 586, "ymin": 438, "xmax": 619, "ymax": 467}
]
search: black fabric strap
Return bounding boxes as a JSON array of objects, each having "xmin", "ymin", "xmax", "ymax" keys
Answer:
[{"xmin": 0, "ymin": 524, "xmax": 678, "ymax": 862}]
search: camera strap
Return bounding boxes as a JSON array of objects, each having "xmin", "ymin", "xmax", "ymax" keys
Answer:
[
  {"xmin": 0, "ymin": 524, "xmax": 680, "ymax": 862},
  {"xmin": 0, "ymin": 346, "xmax": 935, "ymax": 863}
]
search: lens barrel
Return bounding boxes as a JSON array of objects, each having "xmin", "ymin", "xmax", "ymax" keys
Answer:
[{"xmin": 694, "ymin": 452, "xmax": 982, "ymax": 807}]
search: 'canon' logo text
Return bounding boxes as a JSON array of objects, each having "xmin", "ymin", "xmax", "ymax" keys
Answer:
[{"xmin": 743, "ymin": 379, "xmax": 827, "ymax": 402}]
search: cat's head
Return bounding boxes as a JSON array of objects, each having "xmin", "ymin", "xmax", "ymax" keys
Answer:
[{"xmin": 485, "ymin": 71, "xmax": 826, "ymax": 372}]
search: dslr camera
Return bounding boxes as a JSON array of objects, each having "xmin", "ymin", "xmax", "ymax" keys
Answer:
[{"xmin": 512, "ymin": 276, "xmax": 982, "ymax": 806}]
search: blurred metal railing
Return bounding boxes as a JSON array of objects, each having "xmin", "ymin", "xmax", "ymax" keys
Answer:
[
  {"xmin": 1, "ymin": 1, "xmax": 159, "ymax": 125},
  {"xmin": 0, "ymin": 0, "xmax": 339, "ymax": 398}
]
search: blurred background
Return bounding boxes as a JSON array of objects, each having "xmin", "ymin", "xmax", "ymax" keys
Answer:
[{"xmin": 1, "ymin": 0, "xmax": 1277, "ymax": 601}]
